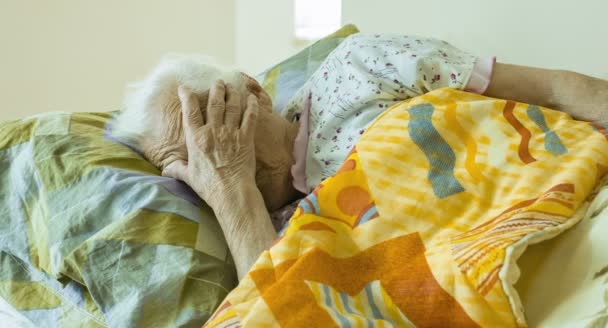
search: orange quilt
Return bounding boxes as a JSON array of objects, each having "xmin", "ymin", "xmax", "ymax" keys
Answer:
[{"xmin": 205, "ymin": 89, "xmax": 608, "ymax": 327}]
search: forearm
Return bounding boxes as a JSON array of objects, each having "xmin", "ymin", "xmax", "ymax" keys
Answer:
[
  {"xmin": 485, "ymin": 63, "xmax": 558, "ymax": 108},
  {"xmin": 486, "ymin": 63, "xmax": 608, "ymax": 121},
  {"xmin": 547, "ymin": 70, "xmax": 608, "ymax": 122},
  {"xmin": 212, "ymin": 183, "xmax": 277, "ymax": 280}
]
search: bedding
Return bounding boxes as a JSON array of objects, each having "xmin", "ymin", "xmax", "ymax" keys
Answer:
[
  {"xmin": 1, "ymin": 24, "xmax": 604, "ymax": 327},
  {"xmin": 205, "ymin": 88, "xmax": 608, "ymax": 327},
  {"xmin": 0, "ymin": 112, "xmax": 237, "ymax": 327},
  {"xmin": 280, "ymin": 32, "xmax": 491, "ymax": 192},
  {"xmin": 0, "ymin": 25, "xmax": 359, "ymax": 327},
  {"xmin": 516, "ymin": 177, "xmax": 608, "ymax": 327},
  {"xmin": 255, "ymin": 24, "xmax": 359, "ymax": 115}
]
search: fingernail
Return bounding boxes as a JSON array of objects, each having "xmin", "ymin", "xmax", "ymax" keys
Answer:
[{"xmin": 178, "ymin": 86, "xmax": 189, "ymax": 100}]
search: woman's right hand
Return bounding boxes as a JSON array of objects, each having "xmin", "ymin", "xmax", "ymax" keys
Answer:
[
  {"xmin": 164, "ymin": 81, "xmax": 277, "ymax": 279},
  {"xmin": 162, "ymin": 80, "xmax": 259, "ymax": 211}
]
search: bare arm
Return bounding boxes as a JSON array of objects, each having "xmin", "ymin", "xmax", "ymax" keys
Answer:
[
  {"xmin": 213, "ymin": 183, "xmax": 277, "ymax": 279},
  {"xmin": 486, "ymin": 63, "xmax": 608, "ymax": 122}
]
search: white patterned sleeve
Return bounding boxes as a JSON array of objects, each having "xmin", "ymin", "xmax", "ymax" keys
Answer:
[{"xmin": 340, "ymin": 33, "xmax": 489, "ymax": 98}]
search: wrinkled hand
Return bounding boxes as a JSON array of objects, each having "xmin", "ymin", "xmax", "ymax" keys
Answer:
[{"xmin": 163, "ymin": 81, "xmax": 259, "ymax": 210}]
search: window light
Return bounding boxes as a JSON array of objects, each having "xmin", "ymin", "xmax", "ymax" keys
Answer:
[{"xmin": 294, "ymin": 0, "xmax": 342, "ymax": 40}]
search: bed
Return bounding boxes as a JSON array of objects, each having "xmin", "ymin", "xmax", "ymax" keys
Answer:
[{"xmin": 0, "ymin": 25, "xmax": 606, "ymax": 327}]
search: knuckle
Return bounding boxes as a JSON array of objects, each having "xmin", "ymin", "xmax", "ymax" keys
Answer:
[
  {"xmin": 209, "ymin": 103, "xmax": 224, "ymax": 111},
  {"xmin": 226, "ymin": 102, "xmax": 239, "ymax": 111},
  {"xmin": 209, "ymin": 93, "xmax": 225, "ymax": 103},
  {"xmin": 229, "ymin": 94, "xmax": 240, "ymax": 104}
]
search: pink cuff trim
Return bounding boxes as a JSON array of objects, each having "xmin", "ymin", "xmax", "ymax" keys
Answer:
[
  {"xmin": 465, "ymin": 56, "xmax": 496, "ymax": 94},
  {"xmin": 290, "ymin": 97, "xmax": 310, "ymax": 194}
]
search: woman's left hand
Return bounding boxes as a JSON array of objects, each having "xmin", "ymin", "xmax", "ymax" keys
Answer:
[{"xmin": 163, "ymin": 80, "xmax": 259, "ymax": 210}]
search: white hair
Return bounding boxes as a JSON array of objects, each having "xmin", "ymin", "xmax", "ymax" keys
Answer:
[{"xmin": 112, "ymin": 54, "xmax": 245, "ymax": 145}]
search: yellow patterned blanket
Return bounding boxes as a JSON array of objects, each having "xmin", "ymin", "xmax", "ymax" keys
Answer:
[{"xmin": 206, "ymin": 89, "xmax": 608, "ymax": 327}]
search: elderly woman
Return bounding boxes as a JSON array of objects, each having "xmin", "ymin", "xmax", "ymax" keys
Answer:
[{"xmin": 114, "ymin": 33, "xmax": 608, "ymax": 279}]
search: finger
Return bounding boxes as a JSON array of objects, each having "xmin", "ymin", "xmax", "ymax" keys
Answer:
[
  {"xmin": 243, "ymin": 74, "xmax": 263, "ymax": 94},
  {"xmin": 178, "ymin": 86, "xmax": 204, "ymax": 143},
  {"xmin": 241, "ymin": 94, "xmax": 259, "ymax": 138},
  {"xmin": 224, "ymin": 83, "xmax": 242, "ymax": 129},
  {"xmin": 162, "ymin": 160, "xmax": 189, "ymax": 182},
  {"xmin": 195, "ymin": 90, "xmax": 210, "ymax": 117},
  {"xmin": 207, "ymin": 80, "xmax": 226, "ymax": 126}
]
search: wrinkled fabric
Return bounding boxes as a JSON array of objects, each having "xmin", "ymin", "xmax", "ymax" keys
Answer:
[
  {"xmin": 206, "ymin": 89, "xmax": 608, "ymax": 328},
  {"xmin": 0, "ymin": 112, "xmax": 237, "ymax": 327},
  {"xmin": 283, "ymin": 33, "xmax": 489, "ymax": 191},
  {"xmin": 516, "ymin": 175, "xmax": 608, "ymax": 328}
]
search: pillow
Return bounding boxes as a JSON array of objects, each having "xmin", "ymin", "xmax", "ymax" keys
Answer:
[
  {"xmin": 0, "ymin": 112, "xmax": 237, "ymax": 327},
  {"xmin": 255, "ymin": 24, "xmax": 359, "ymax": 115}
]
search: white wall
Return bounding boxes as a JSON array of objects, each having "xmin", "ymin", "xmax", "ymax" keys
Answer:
[
  {"xmin": 235, "ymin": 0, "xmax": 310, "ymax": 74},
  {"xmin": 0, "ymin": 0, "xmax": 236, "ymax": 121},
  {"xmin": 3, "ymin": 1, "xmax": 604, "ymax": 122},
  {"xmin": 343, "ymin": 0, "xmax": 607, "ymax": 79}
]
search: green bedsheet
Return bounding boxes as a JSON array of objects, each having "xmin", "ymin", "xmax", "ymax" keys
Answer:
[{"xmin": 0, "ymin": 112, "xmax": 237, "ymax": 327}]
